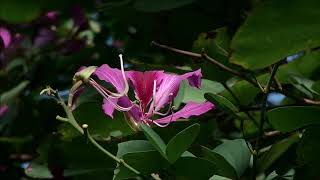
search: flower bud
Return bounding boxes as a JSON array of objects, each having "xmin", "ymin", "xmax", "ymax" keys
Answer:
[{"xmin": 73, "ymin": 66, "xmax": 97, "ymax": 83}]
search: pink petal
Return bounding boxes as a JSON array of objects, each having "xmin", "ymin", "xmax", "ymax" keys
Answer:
[
  {"xmin": 102, "ymin": 98, "xmax": 118, "ymax": 118},
  {"xmin": 182, "ymin": 69, "xmax": 202, "ymax": 88},
  {"xmin": 154, "ymin": 74, "xmax": 181, "ymax": 111},
  {"xmin": 154, "ymin": 69, "xmax": 202, "ymax": 111},
  {"xmin": 0, "ymin": 27, "xmax": 11, "ymax": 48},
  {"xmin": 94, "ymin": 64, "xmax": 126, "ymax": 93},
  {"xmin": 46, "ymin": 11, "xmax": 58, "ymax": 21},
  {"xmin": 155, "ymin": 101, "xmax": 214, "ymax": 124},
  {"xmin": 102, "ymin": 96, "xmax": 142, "ymax": 121},
  {"xmin": 127, "ymin": 70, "xmax": 164, "ymax": 109},
  {"xmin": 118, "ymin": 96, "xmax": 142, "ymax": 122}
]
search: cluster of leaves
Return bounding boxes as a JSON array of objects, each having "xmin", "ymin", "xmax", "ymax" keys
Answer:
[{"xmin": 1, "ymin": 0, "xmax": 320, "ymax": 179}]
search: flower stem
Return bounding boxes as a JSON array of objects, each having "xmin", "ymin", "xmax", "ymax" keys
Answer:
[
  {"xmin": 81, "ymin": 125, "xmax": 141, "ymax": 175},
  {"xmin": 50, "ymin": 84, "xmax": 163, "ymax": 180},
  {"xmin": 50, "ymin": 87, "xmax": 151, "ymax": 179}
]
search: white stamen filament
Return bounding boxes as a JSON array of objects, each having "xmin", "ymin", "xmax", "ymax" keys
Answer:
[
  {"xmin": 89, "ymin": 79, "xmax": 133, "ymax": 111},
  {"xmin": 152, "ymin": 120, "xmax": 171, "ymax": 127},
  {"xmin": 89, "ymin": 78, "xmax": 116, "ymax": 96},
  {"xmin": 145, "ymin": 80, "xmax": 157, "ymax": 117},
  {"xmin": 108, "ymin": 54, "xmax": 129, "ymax": 98},
  {"xmin": 152, "ymin": 107, "xmax": 175, "ymax": 127},
  {"xmin": 153, "ymin": 93, "xmax": 174, "ymax": 116},
  {"xmin": 87, "ymin": 54, "xmax": 128, "ymax": 99},
  {"xmin": 93, "ymin": 54, "xmax": 129, "ymax": 99}
]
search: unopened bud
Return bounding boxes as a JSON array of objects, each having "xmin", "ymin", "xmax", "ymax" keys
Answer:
[{"xmin": 73, "ymin": 66, "xmax": 97, "ymax": 83}]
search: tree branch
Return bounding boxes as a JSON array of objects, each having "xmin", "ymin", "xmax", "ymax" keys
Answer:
[
  {"xmin": 151, "ymin": 41, "xmax": 257, "ymax": 86},
  {"xmin": 253, "ymin": 63, "xmax": 280, "ymax": 179}
]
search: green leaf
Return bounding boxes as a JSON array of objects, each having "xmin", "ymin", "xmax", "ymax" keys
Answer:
[
  {"xmin": 60, "ymin": 138, "xmax": 116, "ymax": 171},
  {"xmin": 192, "ymin": 28, "xmax": 233, "ymax": 82},
  {"xmin": 268, "ymin": 106, "xmax": 320, "ymax": 132},
  {"xmin": 312, "ymin": 81, "xmax": 320, "ymax": 94},
  {"xmin": 140, "ymin": 123, "xmax": 167, "ymax": 158},
  {"xmin": 166, "ymin": 124, "xmax": 200, "ymax": 163},
  {"xmin": 133, "ymin": 0, "xmax": 194, "ymax": 12},
  {"xmin": 296, "ymin": 126, "xmax": 320, "ymax": 179},
  {"xmin": 115, "ymin": 151, "xmax": 169, "ymax": 180},
  {"xmin": 202, "ymin": 147, "xmax": 238, "ymax": 179},
  {"xmin": 25, "ymin": 162, "xmax": 53, "ymax": 179},
  {"xmin": 27, "ymin": 137, "xmax": 115, "ymax": 179},
  {"xmin": 220, "ymin": 79, "xmax": 260, "ymax": 106},
  {"xmin": 115, "ymin": 140, "xmax": 195, "ymax": 180},
  {"xmin": 297, "ymin": 126, "xmax": 320, "ymax": 164},
  {"xmin": 175, "ymin": 79, "xmax": 225, "ymax": 108},
  {"xmin": 117, "ymin": 140, "xmax": 155, "ymax": 158},
  {"xmin": 1, "ymin": 81, "xmax": 29, "ymax": 105},
  {"xmin": 0, "ymin": 0, "xmax": 43, "ymax": 23},
  {"xmin": 289, "ymin": 76, "xmax": 318, "ymax": 98},
  {"xmin": 5, "ymin": 58, "xmax": 27, "ymax": 73},
  {"xmin": 58, "ymin": 103, "xmax": 134, "ymax": 140},
  {"xmin": 209, "ymin": 175, "xmax": 232, "ymax": 180},
  {"xmin": 173, "ymin": 157, "xmax": 217, "ymax": 180},
  {"xmin": 230, "ymin": 0, "xmax": 320, "ymax": 69},
  {"xmin": 26, "ymin": 162, "xmax": 113, "ymax": 179},
  {"xmin": 205, "ymin": 93, "xmax": 239, "ymax": 113},
  {"xmin": 213, "ymin": 139, "xmax": 251, "ymax": 177},
  {"xmin": 276, "ymin": 50, "xmax": 320, "ymax": 82},
  {"xmin": 257, "ymin": 134, "xmax": 300, "ymax": 173}
]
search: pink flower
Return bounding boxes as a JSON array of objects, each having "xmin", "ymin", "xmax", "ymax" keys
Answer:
[
  {"xmin": 84, "ymin": 55, "xmax": 214, "ymax": 127},
  {"xmin": 46, "ymin": 11, "xmax": 58, "ymax": 22},
  {"xmin": 0, "ymin": 27, "xmax": 11, "ymax": 48}
]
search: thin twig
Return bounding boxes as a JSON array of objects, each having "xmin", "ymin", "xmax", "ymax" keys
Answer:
[
  {"xmin": 269, "ymin": 66, "xmax": 282, "ymax": 90},
  {"xmin": 223, "ymin": 83, "xmax": 241, "ymax": 105},
  {"xmin": 223, "ymin": 83, "xmax": 259, "ymax": 127},
  {"xmin": 279, "ymin": 90, "xmax": 320, "ymax": 105},
  {"xmin": 239, "ymin": 103, "xmax": 316, "ymax": 112},
  {"xmin": 253, "ymin": 63, "xmax": 280, "ymax": 179},
  {"xmin": 151, "ymin": 41, "xmax": 202, "ymax": 59},
  {"xmin": 56, "ymin": 115, "xmax": 69, "ymax": 122},
  {"xmin": 222, "ymin": 83, "xmax": 256, "ymax": 155},
  {"xmin": 249, "ymin": 131, "xmax": 284, "ymax": 144},
  {"xmin": 151, "ymin": 41, "xmax": 257, "ymax": 87},
  {"xmin": 263, "ymin": 131, "xmax": 281, "ymax": 138},
  {"xmin": 253, "ymin": 76, "xmax": 266, "ymax": 93},
  {"xmin": 82, "ymin": 125, "xmax": 141, "ymax": 175},
  {"xmin": 45, "ymin": 86, "xmax": 160, "ymax": 180},
  {"xmin": 151, "ymin": 41, "xmax": 320, "ymax": 107},
  {"xmin": 240, "ymin": 115, "xmax": 255, "ymax": 155},
  {"xmin": 301, "ymin": 98, "xmax": 320, "ymax": 105}
]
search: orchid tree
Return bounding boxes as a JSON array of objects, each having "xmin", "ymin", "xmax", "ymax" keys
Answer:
[{"xmin": 1, "ymin": 0, "xmax": 320, "ymax": 180}]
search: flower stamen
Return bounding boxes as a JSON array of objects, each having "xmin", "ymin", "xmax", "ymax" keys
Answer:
[
  {"xmin": 89, "ymin": 79, "xmax": 134, "ymax": 111},
  {"xmin": 152, "ymin": 106, "xmax": 175, "ymax": 127},
  {"xmin": 111, "ymin": 54, "xmax": 129, "ymax": 97},
  {"xmin": 153, "ymin": 93, "xmax": 174, "ymax": 116},
  {"xmin": 145, "ymin": 80, "xmax": 157, "ymax": 118}
]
